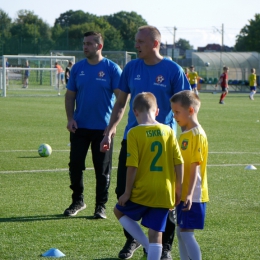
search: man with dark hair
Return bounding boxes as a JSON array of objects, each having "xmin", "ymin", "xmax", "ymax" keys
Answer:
[{"xmin": 64, "ymin": 31, "xmax": 122, "ymax": 219}]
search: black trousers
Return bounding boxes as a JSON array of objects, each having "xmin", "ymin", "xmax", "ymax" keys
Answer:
[
  {"xmin": 116, "ymin": 139, "xmax": 176, "ymax": 250},
  {"xmin": 68, "ymin": 129, "xmax": 113, "ymax": 207}
]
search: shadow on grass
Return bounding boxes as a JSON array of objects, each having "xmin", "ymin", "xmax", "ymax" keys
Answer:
[{"xmin": 0, "ymin": 214, "xmax": 100, "ymax": 222}]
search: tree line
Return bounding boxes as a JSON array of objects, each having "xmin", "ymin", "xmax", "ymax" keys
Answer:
[{"xmin": 0, "ymin": 9, "xmax": 259, "ymax": 56}]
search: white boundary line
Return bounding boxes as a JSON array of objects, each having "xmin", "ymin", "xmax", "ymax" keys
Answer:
[{"xmin": 1, "ymin": 164, "xmax": 259, "ymax": 174}]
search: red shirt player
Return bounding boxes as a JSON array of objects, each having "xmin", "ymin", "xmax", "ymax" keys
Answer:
[{"xmin": 216, "ymin": 66, "xmax": 229, "ymax": 104}]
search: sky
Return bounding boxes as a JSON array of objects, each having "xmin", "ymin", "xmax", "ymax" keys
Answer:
[{"xmin": 1, "ymin": 0, "xmax": 259, "ymax": 49}]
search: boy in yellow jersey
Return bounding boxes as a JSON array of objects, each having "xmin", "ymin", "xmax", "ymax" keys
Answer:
[
  {"xmin": 114, "ymin": 92, "xmax": 184, "ymax": 260},
  {"xmin": 188, "ymin": 66, "xmax": 201, "ymax": 96},
  {"xmin": 249, "ymin": 68, "xmax": 257, "ymax": 100},
  {"xmin": 170, "ymin": 90, "xmax": 209, "ymax": 260}
]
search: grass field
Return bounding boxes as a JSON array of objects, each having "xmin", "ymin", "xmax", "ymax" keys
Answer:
[{"xmin": 0, "ymin": 92, "xmax": 260, "ymax": 260}]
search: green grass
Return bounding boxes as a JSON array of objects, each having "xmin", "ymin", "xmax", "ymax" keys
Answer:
[{"xmin": 0, "ymin": 93, "xmax": 260, "ymax": 259}]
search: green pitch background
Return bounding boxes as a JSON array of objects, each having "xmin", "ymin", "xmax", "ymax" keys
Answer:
[{"xmin": 0, "ymin": 93, "xmax": 259, "ymax": 259}]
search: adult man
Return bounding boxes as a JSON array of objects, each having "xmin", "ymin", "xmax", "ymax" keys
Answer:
[
  {"xmin": 215, "ymin": 66, "xmax": 229, "ymax": 104},
  {"xmin": 100, "ymin": 25, "xmax": 191, "ymax": 260},
  {"xmin": 64, "ymin": 31, "xmax": 121, "ymax": 219}
]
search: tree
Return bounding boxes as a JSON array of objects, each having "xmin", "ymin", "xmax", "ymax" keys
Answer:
[
  {"xmin": 175, "ymin": 38, "xmax": 193, "ymax": 51},
  {"xmin": 52, "ymin": 11, "xmax": 123, "ymax": 51},
  {"xmin": 235, "ymin": 14, "xmax": 260, "ymax": 52},
  {"xmin": 9, "ymin": 10, "xmax": 52, "ymax": 54},
  {"xmin": 0, "ymin": 9, "xmax": 12, "ymax": 55},
  {"xmin": 105, "ymin": 11, "xmax": 147, "ymax": 51}
]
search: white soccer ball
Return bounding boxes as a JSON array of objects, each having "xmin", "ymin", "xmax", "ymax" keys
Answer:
[
  {"xmin": 205, "ymin": 62, "xmax": 210, "ymax": 67},
  {"xmin": 38, "ymin": 143, "xmax": 52, "ymax": 157}
]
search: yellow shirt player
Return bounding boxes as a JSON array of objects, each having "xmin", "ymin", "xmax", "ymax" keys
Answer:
[
  {"xmin": 249, "ymin": 68, "xmax": 257, "ymax": 100},
  {"xmin": 114, "ymin": 92, "xmax": 184, "ymax": 260},
  {"xmin": 170, "ymin": 90, "xmax": 209, "ymax": 260},
  {"xmin": 188, "ymin": 65, "xmax": 200, "ymax": 96}
]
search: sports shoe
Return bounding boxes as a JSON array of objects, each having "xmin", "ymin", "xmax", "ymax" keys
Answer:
[
  {"xmin": 219, "ymin": 100, "xmax": 224, "ymax": 104},
  {"xmin": 118, "ymin": 239, "xmax": 141, "ymax": 259},
  {"xmin": 93, "ymin": 205, "xmax": 107, "ymax": 219},
  {"xmin": 63, "ymin": 202, "xmax": 86, "ymax": 216},
  {"xmin": 161, "ymin": 249, "xmax": 172, "ymax": 260}
]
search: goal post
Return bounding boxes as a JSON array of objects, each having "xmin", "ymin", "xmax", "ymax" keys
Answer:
[{"xmin": 1, "ymin": 55, "xmax": 75, "ymax": 97}]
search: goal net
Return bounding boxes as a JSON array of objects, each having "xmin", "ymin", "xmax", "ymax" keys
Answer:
[{"xmin": 1, "ymin": 55, "xmax": 75, "ymax": 97}]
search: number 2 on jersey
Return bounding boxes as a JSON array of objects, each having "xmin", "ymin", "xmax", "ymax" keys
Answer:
[{"xmin": 150, "ymin": 141, "xmax": 163, "ymax": 172}]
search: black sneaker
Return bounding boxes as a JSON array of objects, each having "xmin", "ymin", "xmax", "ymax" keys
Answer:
[
  {"xmin": 63, "ymin": 202, "xmax": 86, "ymax": 216},
  {"xmin": 93, "ymin": 205, "xmax": 107, "ymax": 219},
  {"xmin": 118, "ymin": 239, "xmax": 141, "ymax": 259},
  {"xmin": 161, "ymin": 249, "xmax": 172, "ymax": 260}
]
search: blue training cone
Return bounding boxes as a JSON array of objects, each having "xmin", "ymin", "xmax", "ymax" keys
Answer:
[{"xmin": 42, "ymin": 248, "xmax": 65, "ymax": 257}]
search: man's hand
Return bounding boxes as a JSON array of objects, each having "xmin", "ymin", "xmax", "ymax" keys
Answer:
[{"xmin": 67, "ymin": 119, "xmax": 78, "ymax": 133}]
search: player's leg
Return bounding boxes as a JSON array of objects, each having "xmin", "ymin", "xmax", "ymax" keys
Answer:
[
  {"xmin": 115, "ymin": 202, "xmax": 149, "ymax": 255},
  {"xmin": 91, "ymin": 129, "xmax": 113, "ymax": 219},
  {"xmin": 177, "ymin": 202, "xmax": 206, "ymax": 260},
  {"xmin": 249, "ymin": 87, "xmax": 256, "ymax": 100},
  {"xmin": 116, "ymin": 140, "xmax": 141, "ymax": 259},
  {"xmin": 161, "ymin": 209, "xmax": 176, "ymax": 260},
  {"xmin": 142, "ymin": 208, "xmax": 169, "ymax": 260},
  {"xmin": 64, "ymin": 129, "xmax": 89, "ymax": 216}
]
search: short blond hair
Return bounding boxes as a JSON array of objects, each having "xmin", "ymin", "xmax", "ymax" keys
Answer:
[
  {"xmin": 133, "ymin": 92, "xmax": 158, "ymax": 112},
  {"xmin": 138, "ymin": 25, "xmax": 161, "ymax": 43},
  {"xmin": 251, "ymin": 68, "xmax": 256, "ymax": 73},
  {"xmin": 170, "ymin": 90, "xmax": 201, "ymax": 113}
]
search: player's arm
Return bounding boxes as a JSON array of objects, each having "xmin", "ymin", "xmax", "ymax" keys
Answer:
[
  {"xmin": 174, "ymin": 163, "xmax": 184, "ymax": 206},
  {"xmin": 65, "ymin": 89, "xmax": 77, "ymax": 133},
  {"xmin": 182, "ymin": 162, "xmax": 199, "ymax": 211},
  {"xmin": 100, "ymin": 90, "xmax": 129, "ymax": 152},
  {"xmin": 118, "ymin": 166, "xmax": 137, "ymax": 206}
]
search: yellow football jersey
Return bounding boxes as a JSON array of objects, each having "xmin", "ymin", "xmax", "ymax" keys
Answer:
[
  {"xmin": 249, "ymin": 73, "xmax": 256, "ymax": 86},
  {"xmin": 188, "ymin": 71, "xmax": 198, "ymax": 84},
  {"xmin": 126, "ymin": 123, "xmax": 183, "ymax": 208},
  {"xmin": 179, "ymin": 125, "xmax": 209, "ymax": 202}
]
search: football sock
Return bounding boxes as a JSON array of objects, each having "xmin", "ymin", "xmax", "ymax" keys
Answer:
[
  {"xmin": 180, "ymin": 232, "xmax": 201, "ymax": 260},
  {"xmin": 195, "ymin": 89, "xmax": 199, "ymax": 95},
  {"xmin": 119, "ymin": 215, "xmax": 149, "ymax": 252},
  {"xmin": 148, "ymin": 243, "xmax": 162, "ymax": 260},
  {"xmin": 176, "ymin": 226, "xmax": 189, "ymax": 260}
]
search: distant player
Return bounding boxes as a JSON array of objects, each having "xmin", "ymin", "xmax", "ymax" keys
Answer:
[
  {"xmin": 215, "ymin": 66, "xmax": 229, "ymax": 104},
  {"xmin": 249, "ymin": 68, "xmax": 257, "ymax": 100},
  {"xmin": 22, "ymin": 60, "xmax": 30, "ymax": 89},
  {"xmin": 188, "ymin": 66, "xmax": 201, "ymax": 95}
]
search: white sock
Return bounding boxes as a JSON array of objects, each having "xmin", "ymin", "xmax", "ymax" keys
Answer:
[
  {"xmin": 180, "ymin": 232, "xmax": 201, "ymax": 260},
  {"xmin": 119, "ymin": 215, "xmax": 149, "ymax": 252},
  {"xmin": 176, "ymin": 226, "xmax": 189, "ymax": 260},
  {"xmin": 148, "ymin": 243, "xmax": 162, "ymax": 260},
  {"xmin": 195, "ymin": 89, "xmax": 199, "ymax": 95}
]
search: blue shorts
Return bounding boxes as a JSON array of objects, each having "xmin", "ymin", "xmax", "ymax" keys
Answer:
[
  {"xmin": 177, "ymin": 201, "xmax": 206, "ymax": 230},
  {"xmin": 190, "ymin": 84, "xmax": 197, "ymax": 89},
  {"xmin": 250, "ymin": 86, "xmax": 256, "ymax": 91},
  {"xmin": 116, "ymin": 200, "xmax": 169, "ymax": 232}
]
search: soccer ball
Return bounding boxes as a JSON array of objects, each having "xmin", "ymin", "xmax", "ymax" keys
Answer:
[
  {"xmin": 38, "ymin": 143, "xmax": 52, "ymax": 157},
  {"xmin": 205, "ymin": 62, "xmax": 210, "ymax": 67}
]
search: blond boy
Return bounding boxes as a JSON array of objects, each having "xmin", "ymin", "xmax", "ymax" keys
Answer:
[
  {"xmin": 114, "ymin": 92, "xmax": 184, "ymax": 260},
  {"xmin": 170, "ymin": 90, "xmax": 209, "ymax": 260}
]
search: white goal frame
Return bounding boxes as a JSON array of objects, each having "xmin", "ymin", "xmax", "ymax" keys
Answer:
[{"xmin": 1, "ymin": 55, "xmax": 75, "ymax": 97}]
